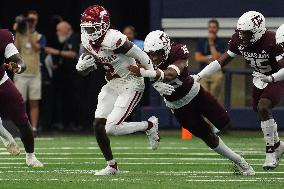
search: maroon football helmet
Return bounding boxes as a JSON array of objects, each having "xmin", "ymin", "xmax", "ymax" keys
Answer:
[{"xmin": 80, "ymin": 5, "xmax": 110, "ymax": 41}]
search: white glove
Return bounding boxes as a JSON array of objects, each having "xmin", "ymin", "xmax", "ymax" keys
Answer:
[
  {"xmin": 252, "ymin": 71, "xmax": 273, "ymax": 83},
  {"xmin": 76, "ymin": 54, "xmax": 97, "ymax": 71},
  {"xmin": 190, "ymin": 74, "xmax": 201, "ymax": 82},
  {"xmin": 153, "ymin": 81, "xmax": 175, "ymax": 96}
]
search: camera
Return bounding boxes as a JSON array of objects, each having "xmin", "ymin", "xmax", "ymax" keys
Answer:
[{"xmin": 15, "ymin": 15, "xmax": 36, "ymax": 34}]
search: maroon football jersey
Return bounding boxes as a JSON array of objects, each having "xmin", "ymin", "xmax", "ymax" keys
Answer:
[
  {"xmin": 228, "ymin": 30, "xmax": 284, "ymax": 75},
  {"xmin": 0, "ymin": 29, "xmax": 14, "ymax": 78},
  {"xmin": 159, "ymin": 43, "xmax": 193, "ymax": 102}
]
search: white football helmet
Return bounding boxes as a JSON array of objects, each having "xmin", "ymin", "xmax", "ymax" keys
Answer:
[
  {"xmin": 144, "ymin": 30, "xmax": 171, "ymax": 66},
  {"xmin": 236, "ymin": 11, "xmax": 266, "ymax": 45},
  {"xmin": 276, "ymin": 24, "xmax": 284, "ymax": 47}
]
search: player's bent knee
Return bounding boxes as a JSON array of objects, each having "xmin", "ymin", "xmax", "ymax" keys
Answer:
[
  {"xmin": 105, "ymin": 124, "xmax": 118, "ymax": 136},
  {"xmin": 93, "ymin": 118, "xmax": 106, "ymax": 132},
  {"xmin": 200, "ymin": 132, "xmax": 219, "ymax": 149}
]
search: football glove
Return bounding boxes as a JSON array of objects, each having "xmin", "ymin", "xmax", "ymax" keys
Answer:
[
  {"xmin": 76, "ymin": 53, "xmax": 97, "ymax": 72},
  {"xmin": 252, "ymin": 71, "xmax": 273, "ymax": 83},
  {"xmin": 153, "ymin": 81, "xmax": 175, "ymax": 96}
]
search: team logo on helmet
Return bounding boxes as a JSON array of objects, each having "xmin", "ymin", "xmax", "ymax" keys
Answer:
[{"xmin": 80, "ymin": 5, "xmax": 110, "ymax": 42}]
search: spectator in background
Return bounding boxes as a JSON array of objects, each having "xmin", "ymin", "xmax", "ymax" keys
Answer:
[
  {"xmin": 195, "ymin": 19, "xmax": 225, "ymax": 102},
  {"xmin": 123, "ymin": 25, "xmax": 144, "ymax": 49},
  {"xmin": 14, "ymin": 10, "xmax": 46, "ymax": 135},
  {"xmin": 45, "ymin": 21, "xmax": 82, "ymax": 130}
]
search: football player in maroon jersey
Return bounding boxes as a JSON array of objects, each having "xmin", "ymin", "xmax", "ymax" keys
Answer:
[
  {"xmin": 128, "ymin": 30, "xmax": 255, "ymax": 175},
  {"xmin": 193, "ymin": 11, "xmax": 284, "ymax": 170},
  {"xmin": 0, "ymin": 28, "xmax": 43, "ymax": 167}
]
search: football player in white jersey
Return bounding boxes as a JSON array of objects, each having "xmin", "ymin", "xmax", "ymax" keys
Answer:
[{"xmin": 76, "ymin": 5, "xmax": 175, "ymax": 175}]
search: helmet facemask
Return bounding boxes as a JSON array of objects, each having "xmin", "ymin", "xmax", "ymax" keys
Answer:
[
  {"xmin": 80, "ymin": 22, "xmax": 109, "ymax": 41},
  {"xmin": 146, "ymin": 49, "xmax": 167, "ymax": 69},
  {"xmin": 236, "ymin": 29, "xmax": 254, "ymax": 47}
]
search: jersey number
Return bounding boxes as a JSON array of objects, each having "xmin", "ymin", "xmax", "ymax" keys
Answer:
[{"xmin": 246, "ymin": 58, "xmax": 272, "ymax": 73}]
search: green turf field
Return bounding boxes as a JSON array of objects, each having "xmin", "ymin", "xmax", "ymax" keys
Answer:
[{"xmin": 0, "ymin": 131, "xmax": 283, "ymax": 189}]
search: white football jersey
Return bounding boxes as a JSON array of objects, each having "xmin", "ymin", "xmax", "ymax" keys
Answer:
[
  {"xmin": 81, "ymin": 29, "xmax": 144, "ymax": 92},
  {"xmin": 81, "ymin": 29, "xmax": 137, "ymax": 78}
]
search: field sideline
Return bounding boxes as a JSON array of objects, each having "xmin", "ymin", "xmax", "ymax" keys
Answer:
[{"xmin": 0, "ymin": 131, "xmax": 283, "ymax": 189}]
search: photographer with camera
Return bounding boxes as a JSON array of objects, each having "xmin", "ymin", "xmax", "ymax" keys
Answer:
[{"xmin": 14, "ymin": 10, "xmax": 46, "ymax": 136}]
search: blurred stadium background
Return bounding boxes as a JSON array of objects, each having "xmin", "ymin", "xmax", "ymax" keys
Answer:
[{"xmin": 1, "ymin": 0, "xmax": 284, "ymax": 188}]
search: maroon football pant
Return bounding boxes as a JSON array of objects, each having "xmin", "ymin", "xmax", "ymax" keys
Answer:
[
  {"xmin": 0, "ymin": 78, "xmax": 34, "ymax": 153},
  {"xmin": 0, "ymin": 78, "xmax": 29, "ymax": 124},
  {"xmin": 173, "ymin": 87, "xmax": 230, "ymax": 139},
  {"xmin": 252, "ymin": 81, "xmax": 284, "ymax": 112}
]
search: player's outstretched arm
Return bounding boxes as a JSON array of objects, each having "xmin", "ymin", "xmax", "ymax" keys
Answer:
[
  {"xmin": 194, "ymin": 52, "xmax": 233, "ymax": 81},
  {"xmin": 115, "ymin": 40, "xmax": 154, "ymax": 70}
]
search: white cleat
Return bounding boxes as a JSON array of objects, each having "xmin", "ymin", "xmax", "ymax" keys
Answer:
[
  {"xmin": 95, "ymin": 164, "xmax": 119, "ymax": 175},
  {"xmin": 145, "ymin": 116, "xmax": 160, "ymax": 150},
  {"xmin": 275, "ymin": 141, "xmax": 284, "ymax": 166},
  {"xmin": 234, "ymin": 159, "xmax": 255, "ymax": 176},
  {"xmin": 6, "ymin": 141, "xmax": 20, "ymax": 155},
  {"xmin": 26, "ymin": 157, "xmax": 44, "ymax": 168},
  {"xmin": 263, "ymin": 152, "xmax": 277, "ymax": 170}
]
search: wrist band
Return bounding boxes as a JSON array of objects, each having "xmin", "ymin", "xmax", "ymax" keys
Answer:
[
  {"xmin": 168, "ymin": 65, "xmax": 181, "ymax": 75},
  {"xmin": 17, "ymin": 65, "xmax": 22, "ymax": 74},
  {"xmin": 158, "ymin": 69, "xmax": 165, "ymax": 81},
  {"xmin": 271, "ymin": 75, "xmax": 275, "ymax": 82}
]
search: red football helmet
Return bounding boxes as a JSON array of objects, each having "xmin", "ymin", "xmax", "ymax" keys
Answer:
[{"xmin": 80, "ymin": 5, "xmax": 110, "ymax": 41}]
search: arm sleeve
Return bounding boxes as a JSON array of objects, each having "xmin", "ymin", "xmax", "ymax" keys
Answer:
[
  {"xmin": 272, "ymin": 68, "xmax": 284, "ymax": 82},
  {"xmin": 125, "ymin": 44, "xmax": 154, "ymax": 70},
  {"xmin": 4, "ymin": 43, "xmax": 19, "ymax": 58},
  {"xmin": 198, "ymin": 60, "xmax": 221, "ymax": 78}
]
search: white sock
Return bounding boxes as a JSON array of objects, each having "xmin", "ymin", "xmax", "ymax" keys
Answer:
[
  {"xmin": 213, "ymin": 137, "xmax": 243, "ymax": 164},
  {"xmin": 107, "ymin": 159, "xmax": 116, "ymax": 166},
  {"xmin": 273, "ymin": 121, "xmax": 280, "ymax": 145},
  {"xmin": 261, "ymin": 119, "xmax": 275, "ymax": 152},
  {"xmin": 0, "ymin": 117, "xmax": 15, "ymax": 146},
  {"xmin": 105, "ymin": 121, "xmax": 148, "ymax": 136},
  {"xmin": 26, "ymin": 152, "xmax": 35, "ymax": 159}
]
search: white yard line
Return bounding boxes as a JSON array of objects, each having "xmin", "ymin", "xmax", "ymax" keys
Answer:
[
  {"xmin": 0, "ymin": 147, "xmax": 267, "ymax": 150},
  {"xmin": 0, "ymin": 162, "xmax": 266, "ymax": 166},
  {"xmin": 0, "ymin": 157, "xmax": 267, "ymax": 160},
  {"xmin": 0, "ymin": 152, "xmax": 265, "ymax": 155},
  {"xmin": 157, "ymin": 171, "xmax": 284, "ymax": 174},
  {"xmin": 0, "ymin": 169, "xmax": 283, "ymax": 175},
  {"xmin": 185, "ymin": 179, "xmax": 284, "ymax": 182},
  {"xmin": 0, "ymin": 178, "xmax": 282, "ymax": 183}
]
